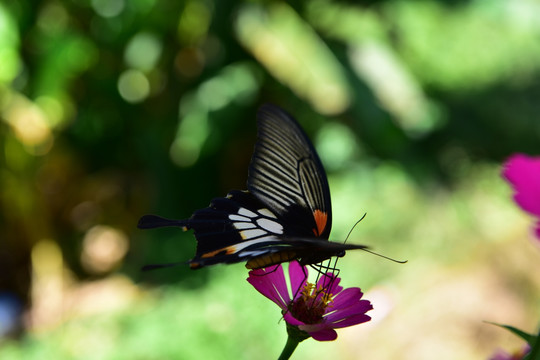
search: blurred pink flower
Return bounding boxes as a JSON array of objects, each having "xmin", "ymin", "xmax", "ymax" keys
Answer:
[
  {"xmin": 247, "ymin": 261, "xmax": 373, "ymax": 341},
  {"xmin": 489, "ymin": 345, "xmax": 530, "ymax": 360},
  {"xmin": 502, "ymin": 154, "xmax": 540, "ymax": 240}
]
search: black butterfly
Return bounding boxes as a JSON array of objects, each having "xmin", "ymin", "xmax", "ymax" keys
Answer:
[{"xmin": 138, "ymin": 104, "xmax": 369, "ymax": 270}]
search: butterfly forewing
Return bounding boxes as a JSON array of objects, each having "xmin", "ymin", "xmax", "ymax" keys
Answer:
[{"xmin": 248, "ymin": 104, "xmax": 332, "ymax": 239}]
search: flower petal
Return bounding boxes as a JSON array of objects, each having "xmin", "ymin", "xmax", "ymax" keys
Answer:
[
  {"xmin": 247, "ymin": 261, "xmax": 374, "ymax": 343},
  {"xmin": 503, "ymin": 154, "xmax": 540, "ymax": 216},
  {"xmin": 316, "ymin": 273, "xmax": 342, "ymax": 295},
  {"xmin": 289, "ymin": 261, "xmax": 308, "ymax": 300},
  {"xmin": 325, "ymin": 299, "xmax": 373, "ymax": 324},
  {"xmin": 247, "ymin": 265, "xmax": 290, "ymax": 309},
  {"xmin": 306, "ymin": 328, "xmax": 337, "ymax": 341},
  {"xmin": 329, "ymin": 287, "xmax": 363, "ymax": 310},
  {"xmin": 283, "ymin": 312, "xmax": 305, "ymax": 326},
  {"xmin": 298, "ymin": 325, "xmax": 337, "ymax": 341},
  {"xmin": 328, "ymin": 313, "xmax": 372, "ymax": 328}
]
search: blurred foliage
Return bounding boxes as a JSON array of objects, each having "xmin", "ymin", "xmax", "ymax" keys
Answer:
[{"xmin": 1, "ymin": 0, "xmax": 539, "ymax": 359}]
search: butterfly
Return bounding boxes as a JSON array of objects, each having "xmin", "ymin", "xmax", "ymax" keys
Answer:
[{"xmin": 138, "ymin": 104, "xmax": 370, "ymax": 270}]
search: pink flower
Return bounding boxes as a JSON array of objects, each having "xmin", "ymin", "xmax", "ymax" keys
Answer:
[
  {"xmin": 488, "ymin": 345, "xmax": 530, "ymax": 360},
  {"xmin": 502, "ymin": 154, "xmax": 540, "ymax": 240},
  {"xmin": 247, "ymin": 261, "xmax": 373, "ymax": 341}
]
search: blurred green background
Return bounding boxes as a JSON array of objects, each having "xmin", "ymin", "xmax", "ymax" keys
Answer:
[{"xmin": 1, "ymin": 0, "xmax": 539, "ymax": 359}]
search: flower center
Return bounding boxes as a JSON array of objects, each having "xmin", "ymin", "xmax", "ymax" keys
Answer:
[{"xmin": 289, "ymin": 282, "xmax": 334, "ymax": 324}]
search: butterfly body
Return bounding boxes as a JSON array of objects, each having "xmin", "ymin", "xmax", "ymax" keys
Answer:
[{"xmin": 138, "ymin": 104, "xmax": 368, "ymax": 270}]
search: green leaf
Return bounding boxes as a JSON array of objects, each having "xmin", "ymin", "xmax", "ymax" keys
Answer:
[
  {"xmin": 523, "ymin": 326, "xmax": 540, "ymax": 360},
  {"xmin": 486, "ymin": 322, "xmax": 535, "ymax": 343}
]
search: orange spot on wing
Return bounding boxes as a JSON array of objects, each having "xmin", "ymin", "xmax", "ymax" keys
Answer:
[
  {"xmin": 312, "ymin": 209, "xmax": 327, "ymax": 236},
  {"xmin": 200, "ymin": 245, "xmax": 237, "ymax": 258}
]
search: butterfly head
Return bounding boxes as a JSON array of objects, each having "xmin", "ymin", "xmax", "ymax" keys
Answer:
[{"xmin": 299, "ymin": 250, "xmax": 344, "ymax": 267}]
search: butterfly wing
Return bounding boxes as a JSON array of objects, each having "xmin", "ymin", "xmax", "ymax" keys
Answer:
[
  {"xmin": 138, "ymin": 189, "xmax": 367, "ymax": 269},
  {"xmin": 139, "ymin": 190, "xmax": 302, "ymax": 269},
  {"xmin": 138, "ymin": 104, "xmax": 352, "ymax": 270},
  {"xmin": 248, "ymin": 104, "xmax": 332, "ymax": 239}
]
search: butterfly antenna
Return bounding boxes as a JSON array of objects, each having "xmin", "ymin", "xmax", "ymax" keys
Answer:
[
  {"xmin": 344, "ymin": 213, "xmax": 367, "ymax": 244},
  {"xmin": 361, "ymin": 248, "xmax": 408, "ymax": 264},
  {"xmin": 343, "ymin": 213, "xmax": 407, "ymax": 264}
]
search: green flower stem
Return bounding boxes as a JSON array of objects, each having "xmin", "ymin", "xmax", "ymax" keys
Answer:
[{"xmin": 278, "ymin": 335, "xmax": 300, "ymax": 360}]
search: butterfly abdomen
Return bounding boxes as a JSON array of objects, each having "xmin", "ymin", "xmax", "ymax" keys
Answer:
[{"xmin": 245, "ymin": 250, "xmax": 298, "ymax": 269}]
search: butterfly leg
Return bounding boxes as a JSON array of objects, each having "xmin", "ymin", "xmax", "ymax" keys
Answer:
[
  {"xmin": 283, "ymin": 265, "xmax": 309, "ymax": 318},
  {"xmin": 308, "ymin": 260, "xmax": 341, "ymax": 305},
  {"xmin": 250, "ymin": 264, "xmax": 281, "ymax": 277}
]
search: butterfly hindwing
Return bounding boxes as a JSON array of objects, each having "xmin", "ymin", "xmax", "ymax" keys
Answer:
[
  {"xmin": 186, "ymin": 190, "xmax": 285, "ymax": 268},
  {"xmin": 185, "ymin": 190, "xmax": 367, "ymax": 269}
]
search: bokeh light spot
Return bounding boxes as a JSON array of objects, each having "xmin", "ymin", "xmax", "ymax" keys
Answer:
[
  {"xmin": 170, "ymin": 110, "xmax": 209, "ymax": 167},
  {"xmin": 0, "ymin": 5, "xmax": 20, "ymax": 83},
  {"xmin": 31, "ymin": 239, "xmax": 64, "ymax": 330},
  {"xmin": 0, "ymin": 293, "xmax": 22, "ymax": 337},
  {"xmin": 117, "ymin": 70, "xmax": 150, "ymax": 103},
  {"xmin": 124, "ymin": 32, "xmax": 162, "ymax": 72},
  {"xmin": 235, "ymin": 3, "xmax": 350, "ymax": 115},
  {"xmin": 91, "ymin": 0, "xmax": 125, "ymax": 18},
  {"xmin": 349, "ymin": 42, "xmax": 440, "ymax": 137},
  {"xmin": 316, "ymin": 122, "xmax": 359, "ymax": 171},
  {"xmin": 35, "ymin": 96, "xmax": 64, "ymax": 128},
  {"xmin": 222, "ymin": 63, "xmax": 261, "ymax": 104},
  {"xmin": 177, "ymin": 0, "xmax": 212, "ymax": 45},
  {"xmin": 32, "ymin": 239, "xmax": 62, "ymax": 276},
  {"xmin": 197, "ymin": 77, "xmax": 231, "ymax": 111},
  {"xmin": 170, "ymin": 137, "xmax": 201, "ymax": 168},
  {"xmin": 0, "ymin": 48, "xmax": 19, "ymax": 84},
  {"xmin": 81, "ymin": 225, "xmax": 129, "ymax": 274},
  {"xmin": 2, "ymin": 92, "xmax": 54, "ymax": 154}
]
